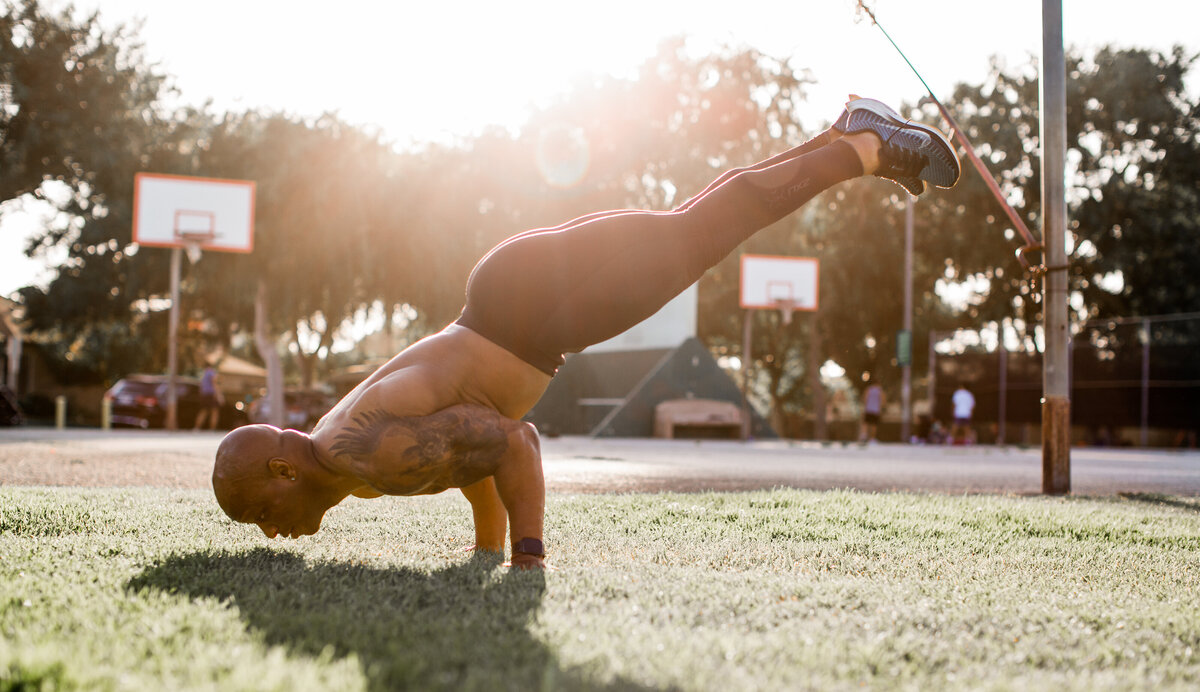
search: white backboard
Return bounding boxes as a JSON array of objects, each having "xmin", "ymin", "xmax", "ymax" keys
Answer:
[
  {"xmin": 740, "ymin": 254, "xmax": 819, "ymax": 311},
  {"xmin": 588, "ymin": 283, "xmax": 698, "ymax": 353},
  {"xmin": 133, "ymin": 173, "xmax": 255, "ymax": 253}
]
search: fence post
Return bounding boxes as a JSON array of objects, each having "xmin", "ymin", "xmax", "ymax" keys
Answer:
[
  {"xmin": 741, "ymin": 310, "xmax": 753, "ymax": 440},
  {"xmin": 997, "ymin": 344, "xmax": 1007, "ymax": 445},
  {"xmin": 55, "ymin": 395, "xmax": 67, "ymax": 430},
  {"xmin": 101, "ymin": 397, "xmax": 112, "ymax": 431},
  {"xmin": 927, "ymin": 330, "xmax": 937, "ymax": 427},
  {"xmin": 1140, "ymin": 318, "xmax": 1151, "ymax": 447}
]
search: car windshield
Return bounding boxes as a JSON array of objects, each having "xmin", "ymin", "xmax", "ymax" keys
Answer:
[
  {"xmin": 155, "ymin": 382, "xmax": 198, "ymax": 396},
  {"xmin": 111, "ymin": 381, "xmax": 161, "ymax": 396}
]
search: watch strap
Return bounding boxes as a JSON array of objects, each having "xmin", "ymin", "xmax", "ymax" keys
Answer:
[{"xmin": 511, "ymin": 537, "xmax": 545, "ymax": 558}]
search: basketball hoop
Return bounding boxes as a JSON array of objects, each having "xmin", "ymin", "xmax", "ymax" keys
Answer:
[
  {"xmin": 773, "ymin": 299, "xmax": 797, "ymax": 326},
  {"xmin": 172, "ymin": 208, "xmax": 218, "ymax": 265},
  {"xmin": 134, "ymin": 173, "xmax": 254, "ymax": 431},
  {"xmin": 740, "ymin": 255, "xmax": 818, "ymax": 314},
  {"xmin": 176, "ymin": 231, "xmax": 214, "ymax": 264}
]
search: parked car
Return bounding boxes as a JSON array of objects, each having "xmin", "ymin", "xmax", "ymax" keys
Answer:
[
  {"xmin": 104, "ymin": 375, "xmax": 204, "ymax": 429},
  {"xmin": 247, "ymin": 388, "xmax": 337, "ymax": 431},
  {"xmin": 103, "ymin": 374, "xmax": 249, "ymax": 430},
  {"xmin": 0, "ymin": 384, "xmax": 22, "ymax": 426}
]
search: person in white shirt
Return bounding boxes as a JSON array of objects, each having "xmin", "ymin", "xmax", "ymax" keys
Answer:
[{"xmin": 951, "ymin": 385, "xmax": 976, "ymax": 444}]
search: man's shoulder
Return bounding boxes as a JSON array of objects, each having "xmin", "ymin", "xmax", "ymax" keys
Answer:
[{"xmin": 342, "ymin": 369, "xmax": 446, "ymax": 420}]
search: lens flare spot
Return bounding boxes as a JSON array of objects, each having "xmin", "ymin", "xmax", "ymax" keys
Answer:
[{"xmin": 535, "ymin": 124, "xmax": 591, "ymax": 189}]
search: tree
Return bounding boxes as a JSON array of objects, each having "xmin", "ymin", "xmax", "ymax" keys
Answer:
[
  {"xmin": 1068, "ymin": 47, "xmax": 1200, "ymax": 320},
  {"xmin": 875, "ymin": 46, "xmax": 1200, "ymax": 436},
  {"xmin": 919, "ymin": 46, "xmax": 1200, "ymax": 337},
  {"xmin": 185, "ymin": 112, "xmax": 417, "ymax": 387},
  {"xmin": 0, "ymin": 0, "xmax": 169, "ymax": 202},
  {"xmin": 3, "ymin": 0, "xmax": 203, "ymax": 381}
]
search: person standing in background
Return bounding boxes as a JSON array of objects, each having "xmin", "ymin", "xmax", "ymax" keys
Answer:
[
  {"xmin": 194, "ymin": 363, "xmax": 224, "ymax": 431},
  {"xmin": 951, "ymin": 384, "xmax": 976, "ymax": 445},
  {"xmin": 860, "ymin": 377, "xmax": 884, "ymax": 444}
]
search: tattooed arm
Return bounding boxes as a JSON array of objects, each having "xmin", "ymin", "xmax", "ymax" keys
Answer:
[
  {"xmin": 329, "ymin": 404, "xmax": 513, "ymax": 495},
  {"xmin": 327, "ymin": 403, "xmax": 545, "ymax": 566}
]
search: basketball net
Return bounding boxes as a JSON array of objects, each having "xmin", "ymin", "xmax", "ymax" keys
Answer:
[
  {"xmin": 773, "ymin": 299, "xmax": 797, "ymax": 326},
  {"xmin": 176, "ymin": 231, "xmax": 213, "ymax": 265}
]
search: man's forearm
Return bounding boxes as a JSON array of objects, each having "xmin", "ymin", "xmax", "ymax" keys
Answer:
[
  {"xmin": 460, "ymin": 477, "xmax": 507, "ymax": 552},
  {"xmin": 491, "ymin": 423, "xmax": 545, "ymax": 566}
]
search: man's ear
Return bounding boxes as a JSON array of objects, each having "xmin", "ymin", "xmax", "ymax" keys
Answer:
[{"xmin": 268, "ymin": 458, "xmax": 296, "ymax": 481}]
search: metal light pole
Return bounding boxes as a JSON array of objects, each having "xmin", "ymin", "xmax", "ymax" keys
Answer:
[
  {"xmin": 810, "ymin": 312, "xmax": 827, "ymax": 441},
  {"xmin": 927, "ymin": 330, "xmax": 938, "ymax": 425},
  {"xmin": 900, "ymin": 194, "xmax": 914, "ymax": 443},
  {"xmin": 1041, "ymin": 0, "xmax": 1071, "ymax": 493}
]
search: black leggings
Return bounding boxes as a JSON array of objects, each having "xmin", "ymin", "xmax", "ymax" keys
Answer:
[{"xmin": 456, "ymin": 136, "xmax": 862, "ymax": 375}]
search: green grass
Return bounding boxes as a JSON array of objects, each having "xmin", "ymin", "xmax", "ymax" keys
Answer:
[{"xmin": 1, "ymin": 487, "xmax": 1198, "ymax": 691}]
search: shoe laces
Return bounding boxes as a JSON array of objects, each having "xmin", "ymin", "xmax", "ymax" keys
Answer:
[{"xmin": 877, "ymin": 142, "xmax": 927, "ymax": 179}]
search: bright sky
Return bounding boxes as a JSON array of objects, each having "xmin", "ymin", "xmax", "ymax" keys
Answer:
[{"xmin": 2, "ymin": 0, "xmax": 1196, "ymax": 297}]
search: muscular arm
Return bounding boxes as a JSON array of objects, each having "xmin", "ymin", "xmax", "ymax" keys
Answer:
[
  {"xmin": 460, "ymin": 477, "xmax": 506, "ymax": 553},
  {"xmin": 491, "ymin": 422, "xmax": 544, "ymax": 568},
  {"xmin": 328, "ymin": 403, "xmax": 545, "ymax": 566},
  {"xmin": 329, "ymin": 404, "xmax": 512, "ymax": 494}
]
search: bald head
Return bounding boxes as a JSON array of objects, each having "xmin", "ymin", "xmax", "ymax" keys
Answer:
[
  {"xmin": 211, "ymin": 425, "xmax": 351, "ymax": 539},
  {"xmin": 212, "ymin": 424, "xmax": 286, "ymax": 520}
]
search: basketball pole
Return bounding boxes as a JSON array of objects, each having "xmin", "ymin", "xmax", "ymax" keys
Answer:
[
  {"xmin": 741, "ymin": 310, "xmax": 753, "ymax": 440},
  {"xmin": 1040, "ymin": 0, "xmax": 1071, "ymax": 493},
  {"xmin": 809, "ymin": 311, "xmax": 826, "ymax": 441},
  {"xmin": 134, "ymin": 173, "xmax": 255, "ymax": 433},
  {"xmin": 165, "ymin": 245, "xmax": 182, "ymax": 431}
]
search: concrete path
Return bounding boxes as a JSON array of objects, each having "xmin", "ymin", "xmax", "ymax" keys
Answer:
[
  {"xmin": 1, "ymin": 427, "xmax": 1197, "ymax": 496},
  {"xmin": 536, "ymin": 436, "xmax": 1200, "ymax": 496}
]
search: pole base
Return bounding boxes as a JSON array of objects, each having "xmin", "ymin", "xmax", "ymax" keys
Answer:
[{"xmin": 1042, "ymin": 396, "xmax": 1071, "ymax": 495}]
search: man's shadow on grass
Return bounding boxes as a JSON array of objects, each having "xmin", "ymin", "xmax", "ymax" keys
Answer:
[
  {"xmin": 1117, "ymin": 492, "xmax": 1200, "ymax": 513},
  {"xmin": 128, "ymin": 549, "xmax": 647, "ymax": 691}
]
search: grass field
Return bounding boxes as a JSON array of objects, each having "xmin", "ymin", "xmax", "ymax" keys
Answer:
[{"xmin": 2, "ymin": 486, "xmax": 1198, "ymax": 691}]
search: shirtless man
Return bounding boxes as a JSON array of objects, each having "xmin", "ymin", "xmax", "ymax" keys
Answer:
[{"xmin": 212, "ymin": 97, "xmax": 960, "ymax": 568}]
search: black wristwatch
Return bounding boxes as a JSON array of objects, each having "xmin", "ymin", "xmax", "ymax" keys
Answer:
[{"xmin": 511, "ymin": 537, "xmax": 545, "ymax": 558}]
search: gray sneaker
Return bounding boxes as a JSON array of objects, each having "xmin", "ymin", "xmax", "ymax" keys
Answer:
[{"xmin": 835, "ymin": 98, "xmax": 960, "ymax": 195}]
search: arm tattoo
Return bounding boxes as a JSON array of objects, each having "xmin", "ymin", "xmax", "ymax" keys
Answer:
[
  {"xmin": 330, "ymin": 406, "xmax": 509, "ymax": 471},
  {"xmin": 330, "ymin": 409, "xmax": 423, "ymax": 460}
]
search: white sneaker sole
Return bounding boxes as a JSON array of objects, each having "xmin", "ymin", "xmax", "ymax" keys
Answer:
[{"xmin": 845, "ymin": 98, "xmax": 961, "ymax": 188}]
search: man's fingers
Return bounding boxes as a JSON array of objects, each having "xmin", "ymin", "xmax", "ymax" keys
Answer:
[{"xmin": 504, "ymin": 554, "xmax": 552, "ymax": 570}]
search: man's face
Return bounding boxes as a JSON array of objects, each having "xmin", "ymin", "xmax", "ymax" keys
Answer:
[
  {"xmin": 235, "ymin": 475, "xmax": 326, "ymax": 539},
  {"xmin": 213, "ymin": 425, "xmax": 329, "ymax": 539}
]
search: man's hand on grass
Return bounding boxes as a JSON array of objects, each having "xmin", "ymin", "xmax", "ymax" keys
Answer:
[
  {"xmin": 505, "ymin": 552, "xmax": 548, "ymax": 570},
  {"xmin": 462, "ymin": 545, "xmax": 505, "ymax": 566}
]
